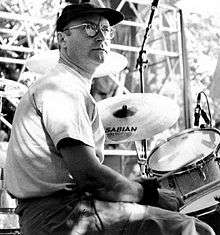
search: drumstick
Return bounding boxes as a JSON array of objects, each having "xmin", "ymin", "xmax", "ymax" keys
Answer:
[{"xmin": 182, "ymin": 179, "xmax": 220, "ymax": 200}]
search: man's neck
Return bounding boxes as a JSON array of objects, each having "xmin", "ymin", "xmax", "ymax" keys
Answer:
[{"xmin": 59, "ymin": 52, "xmax": 95, "ymax": 80}]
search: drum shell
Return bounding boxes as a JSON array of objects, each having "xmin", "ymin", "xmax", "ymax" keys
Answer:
[
  {"xmin": 152, "ymin": 154, "xmax": 220, "ymax": 197},
  {"xmin": 0, "ymin": 210, "xmax": 19, "ymax": 228},
  {"xmin": 147, "ymin": 128, "xmax": 220, "ymax": 197},
  {"xmin": 0, "ymin": 212, "xmax": 19, "ymax": 234}
]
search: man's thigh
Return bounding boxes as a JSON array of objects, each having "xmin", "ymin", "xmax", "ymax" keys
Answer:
[
  {"xmin": 93, "ymin": 200, "xmax": 215, "ymax": 235},
  {"xmin": 17, "ymin": 196, "xmax": 215, "ymax": 235}
]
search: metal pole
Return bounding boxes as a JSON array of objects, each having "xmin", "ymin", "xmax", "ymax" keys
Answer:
[
  {"xmin": 177, "ymin": 9, "xmax": 193, "ymax": 129},
  {"xmin": 135, "ymin": 0, "xmax": 160, "ymax": 175}
]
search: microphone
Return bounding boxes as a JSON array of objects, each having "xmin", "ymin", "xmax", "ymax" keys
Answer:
[
  {"xmin": 194, "ymin": 93, "xmax": 201, "ymax": 126},
  {"xmin": 201, "ymin": 109, "xmax": 210, "ymax": 125},
  {"xmin": 152, "ymin": 0, "xmax": 159, "ymax": 8}
]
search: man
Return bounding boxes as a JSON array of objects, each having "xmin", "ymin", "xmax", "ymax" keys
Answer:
[{"xmin": 5, "ymin": 2, "xmax": 215, "ymax": 235}]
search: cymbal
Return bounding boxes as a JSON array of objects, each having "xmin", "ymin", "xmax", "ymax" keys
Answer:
[
  {"xmin": 97, "ymin": 93, "xmax": 180, "ymax": 143},
  {"xmin": 25, "ymin": 49, "xmax": 128, "ymax": 77},
  {"xmin": 0, "ymin": 79, "xmax": 28, "ymax": 98},
  {"xmin": 95, "ymin": 51, "xmax": 127, "ymax": 77}
]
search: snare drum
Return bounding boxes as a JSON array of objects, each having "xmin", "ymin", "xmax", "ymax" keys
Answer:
[
  {"xmin": 0, "ymin": 213, "xmax": 20, "ymax": 234},
  {"xmin": 0, "ymin": 208, "xmax": 20, "ymax": 234},
  {"xmin": 147, "ymin": 128, "xmax": 220, "ymax": 197},
  {"xmin": 0, "ymin": 187, "xmax": 19, "ymax": 234}
]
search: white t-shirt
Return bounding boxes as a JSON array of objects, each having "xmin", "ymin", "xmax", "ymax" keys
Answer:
[{"xmin": 5, "ymin": 63, "xmax": 105, "ymax": 198}]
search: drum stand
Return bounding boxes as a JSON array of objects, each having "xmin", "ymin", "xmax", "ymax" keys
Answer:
[
  {"xmin": 134, "ymin": 140, "xmax": 151, "ymax": 176},
  {"xmin": 135, "ymin": 141, "xmax": 146, "ymax": 175},
  {"xmin": 135, "ymin": 0, "xmax": 160, "ymax": 177}
]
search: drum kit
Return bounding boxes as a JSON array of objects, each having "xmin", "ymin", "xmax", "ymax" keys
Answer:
[
  {"xmin": 0, "ymin": 49, "xmax": 218, "ymax": 233},
  {"xmin": 97, "ymin": 92, "xmax": 220, "ymax": 230}
]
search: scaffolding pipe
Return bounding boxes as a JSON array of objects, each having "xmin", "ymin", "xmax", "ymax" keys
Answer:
[{"xmin": 177, "ymin": 9, "xmax": 192, "ymax": 129}]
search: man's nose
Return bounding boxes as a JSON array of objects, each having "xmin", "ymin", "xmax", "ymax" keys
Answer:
[{"xmin": 95, "ymin": 28, "xmax": 106, "ymax": 41}]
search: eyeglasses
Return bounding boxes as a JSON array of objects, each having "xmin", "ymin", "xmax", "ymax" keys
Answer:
[{"xmin": 64, "ymin": 23, "xmax": 115, "ymax": 40}]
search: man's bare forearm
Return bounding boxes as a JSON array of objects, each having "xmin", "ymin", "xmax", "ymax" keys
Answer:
[
  {"xmin": 84, "ymin": 163, "xmax": 144, "ymax": 202},
  {"xmin": 60, "ymin": 143, "xmax": 144, "ymax": 203}
]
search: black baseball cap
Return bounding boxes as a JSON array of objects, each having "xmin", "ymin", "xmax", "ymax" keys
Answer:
[{"xmin": 56, "ymin": 2, "xmax": 124, "ymax": 32}]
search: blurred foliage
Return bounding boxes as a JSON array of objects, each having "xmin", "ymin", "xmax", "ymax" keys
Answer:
[{"xmin": 184, "ymin": 13, "xmax": 220, "ymax": 120}]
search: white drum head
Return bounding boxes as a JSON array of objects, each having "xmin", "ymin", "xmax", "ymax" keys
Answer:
[{"xmin": 148, "ymin": 129, "xmax": 220, "ymax": 172}]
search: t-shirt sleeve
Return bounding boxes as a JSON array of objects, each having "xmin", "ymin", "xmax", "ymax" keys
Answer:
[{"xmin": 41, "ymin": 89, "xmax": 95, "ymax": 149}]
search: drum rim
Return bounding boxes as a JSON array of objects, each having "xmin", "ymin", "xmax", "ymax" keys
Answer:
[
  {"xmin": 149, "ymin": 152, "xmax": 214, "ymax": 175},
  {"xmin": 148, "ymin": 127, "xmax": 220, "ymax": 174},
  {"xmin": 184, "ymin": 204, "xmax": 218, "ymax": 217},
  {"xmin": 0, "ymin": 208, "xmax": 16, "ymax": 213},
  {"xmin": 180, "ymin": 184, "xmax": 220, "ymax": 216}
]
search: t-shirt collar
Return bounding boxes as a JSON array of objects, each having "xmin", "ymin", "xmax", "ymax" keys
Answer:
[{"xmin": 58, "ymin": 57, "xmax": 92, "ymax": 91}]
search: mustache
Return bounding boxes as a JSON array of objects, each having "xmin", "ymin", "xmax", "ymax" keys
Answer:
[{"xmin": 92, "ymin": 48, "xmax": 108, "ymax": 53}]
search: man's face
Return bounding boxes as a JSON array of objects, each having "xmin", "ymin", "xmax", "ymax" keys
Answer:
[{"xmin": 59, "ymin": 15, "xmax": 112, "ymax": 71}]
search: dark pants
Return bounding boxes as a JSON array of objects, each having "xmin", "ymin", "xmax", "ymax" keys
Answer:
[{"xmin": 15, "ymin": 192, "xmax": 215, "ymax": 235}]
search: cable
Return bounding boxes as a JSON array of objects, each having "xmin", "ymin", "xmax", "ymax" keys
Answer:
[{"xmin": 90, "ymin": 196, "xmax": 105, "ymax": 232}]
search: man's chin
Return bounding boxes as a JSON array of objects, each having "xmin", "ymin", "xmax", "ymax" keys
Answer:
[
  {"xmin": 94, "ymin": 54, "xmax": 107, "ymax": 64},
  {"xmin": 91, "ymin": 50, "xmax": 108, "ymax": 63}
]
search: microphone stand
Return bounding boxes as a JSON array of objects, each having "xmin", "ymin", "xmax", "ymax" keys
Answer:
[{"xmin": 135, "ymin": 0, "xmax": 160, "ymax": 176}]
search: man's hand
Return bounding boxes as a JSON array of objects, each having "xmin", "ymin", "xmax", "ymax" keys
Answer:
[
  {"xmin": 133, "ymin": 175, "xmax": 184, "ymax": 211},
  {"xmin": 133, "ymin": 175, "xmax": 160, "ymax": 206},
  {"xmin": 156, "ymin": 188, "xmax": 184, "ymax": 211}
]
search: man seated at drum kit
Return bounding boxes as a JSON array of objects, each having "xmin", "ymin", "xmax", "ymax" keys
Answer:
[{"xmin": 4, "ymin": 1, "xmax": 216, "ymax": 234}]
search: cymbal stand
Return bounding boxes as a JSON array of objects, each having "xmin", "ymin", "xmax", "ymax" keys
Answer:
[
  {"xmin": 134, "ymin": 141, "xmax": 147, "ymax": 175},
  {"xmin": 135, "ymin": 0, "xmax": 160, "ymax": 176}
]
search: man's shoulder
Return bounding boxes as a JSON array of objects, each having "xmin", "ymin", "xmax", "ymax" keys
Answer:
[
  {"xmin": 31, "ymin": 63, "xmax": 86, "ymax": 102},
  {"xmin": 35, "ymin": 64, "xmax": 78, "ymax": 87}
]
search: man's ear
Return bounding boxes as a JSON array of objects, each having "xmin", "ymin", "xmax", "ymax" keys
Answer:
[{"xmin": 57, "ymin": 32, "xmax": 68, "ymax": 48}]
